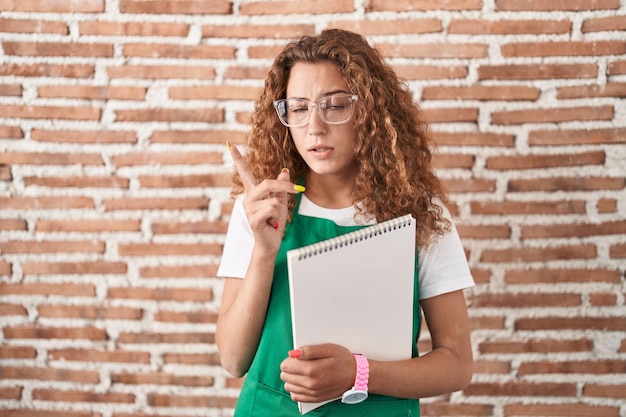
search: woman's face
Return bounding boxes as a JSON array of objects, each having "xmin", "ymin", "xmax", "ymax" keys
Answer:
[{"xmin": 286, "ymin": 62, "xmax": 357, "ymax": 181}]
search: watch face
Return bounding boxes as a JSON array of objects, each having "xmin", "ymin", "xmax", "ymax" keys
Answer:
[{"xmin": 342, "ymin": 390, "xmax": 368, "ymax": 404}]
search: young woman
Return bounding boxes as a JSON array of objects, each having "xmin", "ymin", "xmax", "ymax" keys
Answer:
[{"xmin": 216, "ymin": 29, "xmax": 474, "ymax": 416}]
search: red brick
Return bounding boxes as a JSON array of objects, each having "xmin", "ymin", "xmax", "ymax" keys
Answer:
[
  {"xmin": 114, "ymin": 108, "xmax": 223, "ymax": 123},
  {"xmin": 225, "ymin": 65, "xmax": 270, "ymax": 80},
  {"xmin": 24, "ymin": 176, "xmax": 129, "ymax": 189},
  {"xmin": 449, "ymin": 19, "xmax": 571, "ymax": 34},
  {"xmin": 241, "ymin": 0, "xmax": 353, "ymax": 15},
  {"xmin": 120, "ymin": 0, "xmax": 231, "ymax": 14},
  {"xmin": 584, "ymin": 383, "xmax": 626, "ymax": 398},
  {"xmin": 31, "ymin": 129, "xmax": 137, "ymax": 144},
  {"xmin": 0, "ymin": 410, "xmax": 96, "ymax": 417},
  {"xmin": 0, "ymin": 196, "xmax": 94, "ymax": 209},
  {"xmin": 597, "ymin": 198, "xmax": 618, "ymax": 213},
  {"xmin": 4, "ymin": 325, "xmax": 106, "ymax": 341},
  {"xmin": 0, "ymin": 304, "xmax": 27, "ymax": 317},
  {"xmin": 102, "ymin": 197, "xmax": 209, "ymax": 211},
  {"xmin": 0, "ymin": 151, "xmax": 103, "ymax": 165},
  {"xmin": 433, "ymin": 132, "xmax": 515, "ymax": 147},
  {"xmin": 0, "ymin": 283, "xmax": 95, "ymax": 297},
  {"xmin": 123, "ymin": 43, "xmax": 235, "ymax": 59},
  {"xmin": 478, "ymin": 63, "xmax": 597, "ymax": 80},
  {"xmin": 496, "ymin": 0, "xmax": 620, "ymax": 11},
  {"xmin": 3, "ymin": 41, "xmax": 113, "ymax": 57},
  {"xmin": 486, "ymin": 150, "xmax": 605, "ymax": 170},
  {"xmin": 589, "ymin": 292, "xmax": 617, "ymax": 306},
  {"xmin": 150, "ymin": 129, "xmax": 247, "ymax": 144},
  {"xmin": 79, "ymin": 21, "xmax": 189, "ymax": 36},
  {"xmin": 423, "ymin": 85, "xmax": 540, "ymax": 101},
  {"xmin": 163, "ymin": 352, "xmax": 221, "ymax": 366},
  {"xmin": 609, "ymin": 243, "xmax": 626, "ymax": 258},
  {"xmin": 0, "ymin": 83, "xmax": 21, "ymax": 96},
  {"xmin": 469, "ymin": 292, "xmax": 581, "ymax": 308},
  {"xmin": 38, "ymin": 85, "xmax": 146, "ymax": 100},
  {"xmin": 108, "ymin": 287, "xmax": 212, "ymax": 304},
  {"xmin": 148, "ymin": 392, "xmax": 237, "ymax": 408},
  {"xmin": 35, "ymin": 219, "xmax": 140, "ymax": 233},
  {"xmin": 480, "ymin": 244, "xmax": 596, "ymax": 262},
  {"xmin": 0, "ymin": 105, "xmax": 100, "ymax": 121},
  {"xmin": 583, "ymin": 15, "xmax": 626, "ymax": 32},
  {"xmin": 519, "ymin": 360, "xmax": 626, "ymax": 375},
  {"xmin": 456, "ymin": 224, "xmax": 511, "ymax": 239},
  {"xmin": 528, "ymin": 127, "xmax": 626, "ymax": 146},
  {"xmin": 138, "ymin": 173, "xmax": 231, "ymax": 188},
  {"xmin": 39, "ymin": 305, "xmax": 142, "ymax": 320},
  {"xmin": 108, "ymin": 64, "xmax": 216, "ymax": 80},
  {"xmin": 153, "ymin": 310, "xmax": 218, "ymax": 323},
  {"xmin": 393, "ymin": 64, "xmax": 468, "ymax": 80},
  {"xmin": 140, "ymin": 264, "xmax": 219, "ymax": 278},
  {"xmin": 421, "ymin": 403, "xmax": 494, "ymax": 416},
  {"xmin": 470, "ymin": 316, "xmax": 506, "ymax": 330},
  {"xmin": 492, "ymin": 105, "xmax": 613, "ymax": 124},
  {"xmin": 111, "ymin": 152, "xmax": 222, "ymax": 167},
  {"xmin": 515, "ymin": 317, "xmax": 626, "ymax": 331},
  {"xmin": 0, "ymin": 63, "xmax": 94, "ymax": 78},
  {"xmin": 442, "ymin": 178, "xmax": 497, "ymax": 193},
  {"xmin": 608, "ymin": 60, "xmax": 626, "ymax": 75},
  {"xmin": 0, "ymin": 218, "xmax": 27, "ymax": 230},
  {"xmin": 117, "ymin": 332, "xmax": 214, "ymax": 344},
  {"xmin": 471, "ymin": 200, "xmax": 586, "ymax": 215},
  {"xmin": 432, "ymin": 153, "xmax": 475, "ymax": 169},
  {"xmin": 0, "ymin": 386, "xmax": 21, "ymax": 400},
  {"xmin": 504, "ymin": 403, "xmax": 619, "ymax": 417},
  {"xmin": 557, "ymin": 82, "xmax": 626, "ymax": 99},
  {"xmin": 0, "ymin": 366, "xmax": 98, "ymax": 383},
  {"xmin": 505, "ymin": 268, "xmax": 621, "ymax": 284},
  {"xmin": 366, "ymin": 0, "xmax": 482, "ymax": 11},
  {"xmin": 508, "ymin": 176, "xmax": 625, "ymax": 192},
  {"xmin": 118, "ymin": 243, "xmax": 222, "ymax": 257},
  {"xmin": 464, "ymin": 381, "xmax": 576, "ymax": 396},
  {"xmin": 32, "ymin": 389, "xmax": 134, "ymax": 403},
  {"xmin": 0, "ymin": 18, "xmax": 68, "ymax": 33},
  {"xmin": 521, "ymin": 220, "xmax": 626, "ymax": 239},
  {"xmin": 329, "ymin": 19, "xmax": 442, "ymax": 35},
  {"xmin": 0, "ymin": 0, "xmax": 103, "ymax": 12},
  {"xmin": 22, "ymin": 261, "xmax": 126, "ymax": 275},
  {"xmin": 202, "ymin": 23, "xmax": 314, "ymax": 38},
  {"xmin": 0, "ymin": 261, "xmax": 12, "ymax": 276},
  {"xmin": 473, "ymin": 360, "xmax": 511, "ymax": 374},
  {"xmin": 111, "ymin": 372, "xmax": 214, "ymax": 386},
  {"xmin": 151, "ymin": 221, "xmax": 228, "ymax": 235},
  {"xmin": 502, "ymin": 41, "xmax": 625, "ymax": 57},
  {"xmin": 479, "ymin": 338, "xmax": 593, "ymax": 354},
  {"xmin": 377, "ymin": 43, "xmax": 488, "ymax": 59},
  {"xmin": 49, "ymin": 349, "xmax": 149, "ymax": 363},
  {"xmin": 169, "ymin": 85, "xmax": 262, "ymax": 100},
  {"xmin": 0, "ymin": 125, "xmax": 23, "ymax": 138},
  {"xmin": 422, "ymin": 107, "xmax": 478, "ymax": 123}
]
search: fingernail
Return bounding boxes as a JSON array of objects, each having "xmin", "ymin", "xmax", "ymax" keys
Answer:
[
  {"xmin": 288, "ymin": 349, "xmax": 302, "ymax": 359},
  {"xmin": 273, "ymin": 221, "xmax": 279, "ymax": 230},
  {"xmin": 226, "ymin": 141, "xmax": 231, "ymax": 152},
  {"xmin": 294, "ymin": 185, "xmax": 306, "ymax": 192}
]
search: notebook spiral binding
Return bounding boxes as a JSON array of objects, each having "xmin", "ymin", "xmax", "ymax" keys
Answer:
[{"xmin": 296, "ymin": 214, "xmax": 414, "ymax": 260}]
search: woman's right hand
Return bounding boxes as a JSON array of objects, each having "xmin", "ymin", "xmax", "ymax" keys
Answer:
[{"xmin": 229, "ymin": 143, "xmax": 304, "ymax": 254}]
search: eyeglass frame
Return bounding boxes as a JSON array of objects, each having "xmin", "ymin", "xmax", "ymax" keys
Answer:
[{"xmin": 272, "ymin": 93, "xmax": 358, "ymax": 128}]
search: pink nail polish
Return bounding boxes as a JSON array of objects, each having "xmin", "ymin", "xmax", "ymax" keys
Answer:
[
  {"xmin": 273, "ymin": 221, "xmax": 279, "ymax": 230},
  {"xmin": 288, "ymin": 349, "xmax": 302, "ymax": 358}
]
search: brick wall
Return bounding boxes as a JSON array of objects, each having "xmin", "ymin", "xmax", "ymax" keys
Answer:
[{"xmin": 1, "ymin": 1, "xmax": 625, "ymax": 416}]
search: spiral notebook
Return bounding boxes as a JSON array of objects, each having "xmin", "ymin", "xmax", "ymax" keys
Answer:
[{"xmin": 287, "ymin": 214, "xmax": 416, "ymax": 414}]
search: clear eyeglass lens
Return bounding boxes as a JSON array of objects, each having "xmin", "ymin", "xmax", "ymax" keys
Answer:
[{"xmin": 274, "ymin": 94, "xmax": 356, "ymax": 127}]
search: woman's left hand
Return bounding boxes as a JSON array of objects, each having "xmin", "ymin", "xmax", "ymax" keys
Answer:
[{"xmin": 279, "ymin": 343, "xmax": 356, "ymax": 403}]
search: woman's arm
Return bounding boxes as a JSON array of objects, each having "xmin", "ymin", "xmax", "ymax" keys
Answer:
[{"xmin": 280, "ymin": 289, "xmax": 473, "ymax": 401}]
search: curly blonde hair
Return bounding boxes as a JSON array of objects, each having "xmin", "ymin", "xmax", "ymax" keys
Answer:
[{"xmin": 232, "ymin": 29, "xmax": 450, "ymax": 248}]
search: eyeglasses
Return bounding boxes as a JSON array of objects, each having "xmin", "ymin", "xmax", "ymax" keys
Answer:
[{"xmin": 273, "ymin": 94, "xmax": 358, "ymax": 128}]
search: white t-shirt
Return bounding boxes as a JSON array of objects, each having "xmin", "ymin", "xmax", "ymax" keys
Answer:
[{"xmin": 217, "ymin": 195, "xmax": 474, "ymax": 300}]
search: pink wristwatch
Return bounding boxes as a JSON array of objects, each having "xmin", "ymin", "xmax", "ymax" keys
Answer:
[{"xmin": 341, "ymin": 354, "xmax": 369, "ymax": 404}]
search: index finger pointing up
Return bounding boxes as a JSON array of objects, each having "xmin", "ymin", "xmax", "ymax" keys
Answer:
[{"xmin": 228, "ymin": 142, "xmax": 257, "ymax": 194}]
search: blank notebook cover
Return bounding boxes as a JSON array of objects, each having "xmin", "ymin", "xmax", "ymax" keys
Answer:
[{"xmin": 287, "ymin": 214, "xmax": 416, "ymax": 414}]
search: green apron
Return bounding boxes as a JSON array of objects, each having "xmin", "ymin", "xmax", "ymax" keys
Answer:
[{"xmin": 234, "ymin": 194, "xmax": 421, "ymax": 416}]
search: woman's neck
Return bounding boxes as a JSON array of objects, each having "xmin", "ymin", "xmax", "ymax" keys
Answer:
[{"xmin": 304, "ymin": 173, "xmax": 354, "ymax": 209}]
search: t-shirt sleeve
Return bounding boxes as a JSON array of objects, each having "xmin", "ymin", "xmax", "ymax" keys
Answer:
[
  {"xmin": 216, "ymin": 196, "xmax": 253, "ymax": 279},
  {"xmin": 417, "ymin": 216, "xmax": 474, "ymax": 300}
]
